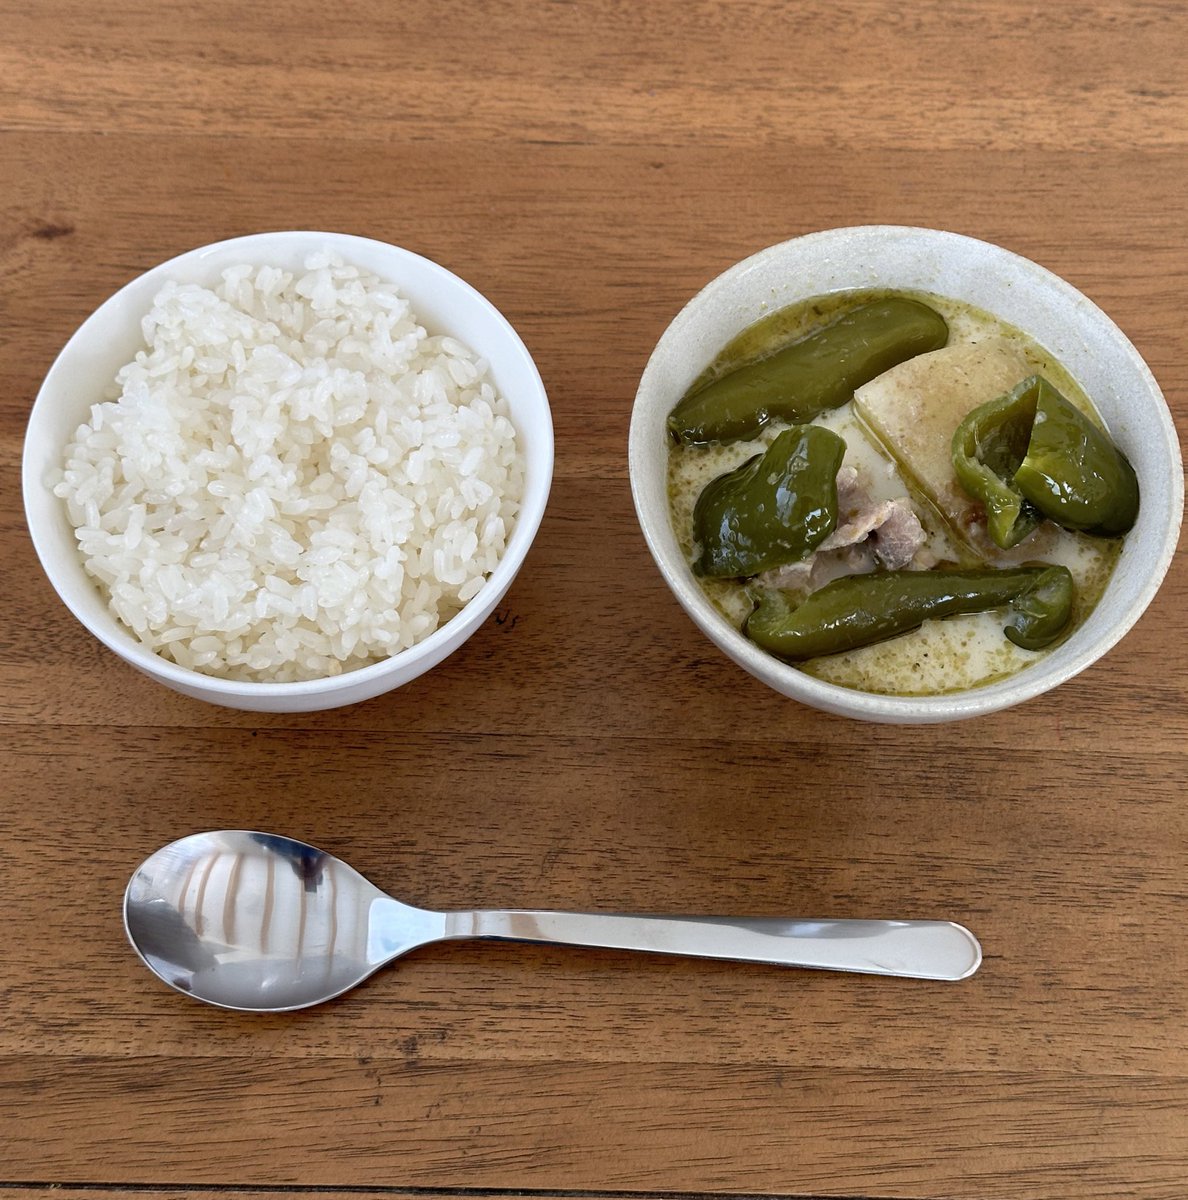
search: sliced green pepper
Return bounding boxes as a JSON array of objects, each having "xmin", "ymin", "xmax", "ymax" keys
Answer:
[
  {"xmin": 745, "ymin": 565, "xmax": 1074, "ymax": 661},
  {"xmin": 1002, "ymin": 564, "xmax": 1075, "ymax": 650},
  {"xmin": 1016, "ymin": 377, "xmax": 1140, "ymax": 535},
  {"xmin": 953, "ymin": 375, "xmax": 1139, "ymax": 546},
  {"xmin": 692, "ymin": 424, "xmax": 846, "ymax": 578},
  {"xmin": 669, "ymin": 297, "xmax": 950, "ymax": 446},
  {"xmin": 951, "ymin": 387, "xmax": 1043, "ymax": 548}
]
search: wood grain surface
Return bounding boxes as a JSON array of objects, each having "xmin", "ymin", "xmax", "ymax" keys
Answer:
[{"xmin": 1, "ymin": 3, "xmax": 1186, "ymax": 1199}]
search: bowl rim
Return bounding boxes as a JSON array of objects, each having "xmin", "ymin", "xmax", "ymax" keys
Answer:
[
  {"xmin": 23, "ymin": 229, "xmax": 554, "ymax": 698},
  {"xmin": 629, "ymin": 224, "xmax": 1184, "ymax": 722}
]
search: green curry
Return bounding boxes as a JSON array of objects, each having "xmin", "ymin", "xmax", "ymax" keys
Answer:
[{"xmin": 666, "ymin": 289, "xmax": 1134, "ymax": 697}]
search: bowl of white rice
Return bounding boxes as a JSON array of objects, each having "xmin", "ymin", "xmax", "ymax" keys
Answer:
[{"xmin": 23, "ymin": 231, "xmax": 553, "ymax": 712}]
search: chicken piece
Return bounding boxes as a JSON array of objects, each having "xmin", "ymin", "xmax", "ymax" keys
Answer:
[
  {"xmin": 852, "ymin": 336, "xmax": 1032, "ymax": 555},
  {"xmin": 871, "ymin": 501, "xmax": 927, "ymax": 569},
  {"xmin": 758, "ymin": 542, "xmax": 878, "ymax": 594},
  {"xmin": 759, "ymin": 559, "xmax": 814, "ymax": 591},
  {"xmin": 834, "ymin": 464, "xmax": 864, "ymax": 511},
  {"xmin": 820, "ymin": 463, "xmax": 927, "ymax": 568},
  {"xmin": 755, "ymin": 466, "xmax": 927, "ymax": 593},
  {"xmin": 808, "ymin": 542, "xmax": 878, "ymax": 591},
  {"xmin": 818, "ymin": 498, "xmax": 919, "ymax": 560}
]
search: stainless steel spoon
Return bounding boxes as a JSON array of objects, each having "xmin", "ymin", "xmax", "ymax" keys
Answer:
[{"xmin": 124, "ymin": 830, "xmax": 982, "ymax": 1011}]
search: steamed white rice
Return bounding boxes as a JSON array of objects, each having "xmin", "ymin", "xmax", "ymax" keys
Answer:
[{"xmin": 54, "ymin": 252, "xmax": 523, "ymax": 682}]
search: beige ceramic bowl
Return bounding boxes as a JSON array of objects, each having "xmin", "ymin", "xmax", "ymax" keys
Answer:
[
  {"xmin": 629, "ymin": 226, "xmax": 1182, "ymax": 723},
  {"xmin": 24, "ymin": 231, "xmax": 553, "ymax": 712}
]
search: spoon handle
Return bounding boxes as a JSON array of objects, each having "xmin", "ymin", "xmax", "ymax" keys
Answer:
[{"xmin": 446, "ymin": 911, "xmax": 981, "ymax": 980}]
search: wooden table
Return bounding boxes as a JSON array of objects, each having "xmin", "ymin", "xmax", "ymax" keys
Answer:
[{"xmin": 2, "ymin": 3, "xmax": 1186, "ymax": 1197}]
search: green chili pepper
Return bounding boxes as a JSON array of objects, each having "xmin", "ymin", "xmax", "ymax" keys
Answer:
[
  {"xmin": 692, "ymin": 424, "xmax": 846, "ymax": 578},
  {"xmin": 953, "ymin": 375, "xmax": 1139, "ymax": 546},
  {"xmin": 668, "ymin": 297, "xmax": 950, "ymax": 446},
  {"xmin": 745, "ymin": 565, "xmax": 1074, "ymax": 660}
]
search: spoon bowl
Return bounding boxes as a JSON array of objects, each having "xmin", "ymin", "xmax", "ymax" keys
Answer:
[
  {"xmin": 125, "ymin": 831, "xmax": 440, "ymax": 1010},
  {"xmin": 125, "ymin": 831, "xmax": 983, "ymax": 1011}
]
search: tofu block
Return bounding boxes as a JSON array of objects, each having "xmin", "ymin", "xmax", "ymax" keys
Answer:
[{"xmin": 853, "ymin": 336, "xmax": 1031, "ymax": 553}]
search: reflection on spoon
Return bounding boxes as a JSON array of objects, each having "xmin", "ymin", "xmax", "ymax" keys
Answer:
[{"xmin": 124, "ymin": 830, "xmax": 983, "ymax": 1012}]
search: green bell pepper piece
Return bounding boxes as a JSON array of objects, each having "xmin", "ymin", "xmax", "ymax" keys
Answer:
[
  {"xmin": 953, "ymin": 375, "xmax": 1139, "ymax": 546},
  {"xmin": 951, "ymin": 386, "xmax": 1044, "ymax": 549},
  {"xmin": 1016, "ymin": 377, "xmax": 1140, "ymax": 535},
  {"xmin": 745, "ymin": 565, "xmax": 1074, "ymax": 660},
  {"xmin": 669, "ymin": 297, "xmax": 949, "ymax": 446},
  {"xmin": 692, "ymin": 424, "xmax": 846, "ymax": 578},
  {"xmin": 1002, "ymin": 563, "xmax": 1075, "ymax": 650}
]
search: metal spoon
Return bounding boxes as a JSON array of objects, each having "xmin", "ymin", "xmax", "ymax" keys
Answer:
[{"xmin": 124, "ymin": 830, "xmax": 982, "ymax": 1011}]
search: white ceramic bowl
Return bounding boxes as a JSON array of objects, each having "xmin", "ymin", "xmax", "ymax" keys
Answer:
[
  {"xmin": 24, "ymin": 231, "xmax": 553, "ymax": 712},
  {"xmin": 630, "ymin": 226, "xmax": 1183, "ymax": 723}
]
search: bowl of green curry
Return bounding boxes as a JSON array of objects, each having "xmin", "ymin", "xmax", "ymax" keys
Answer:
[{"xmin": 629, "ymin": 226, "xmax": 1182, "ymax": 723}]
